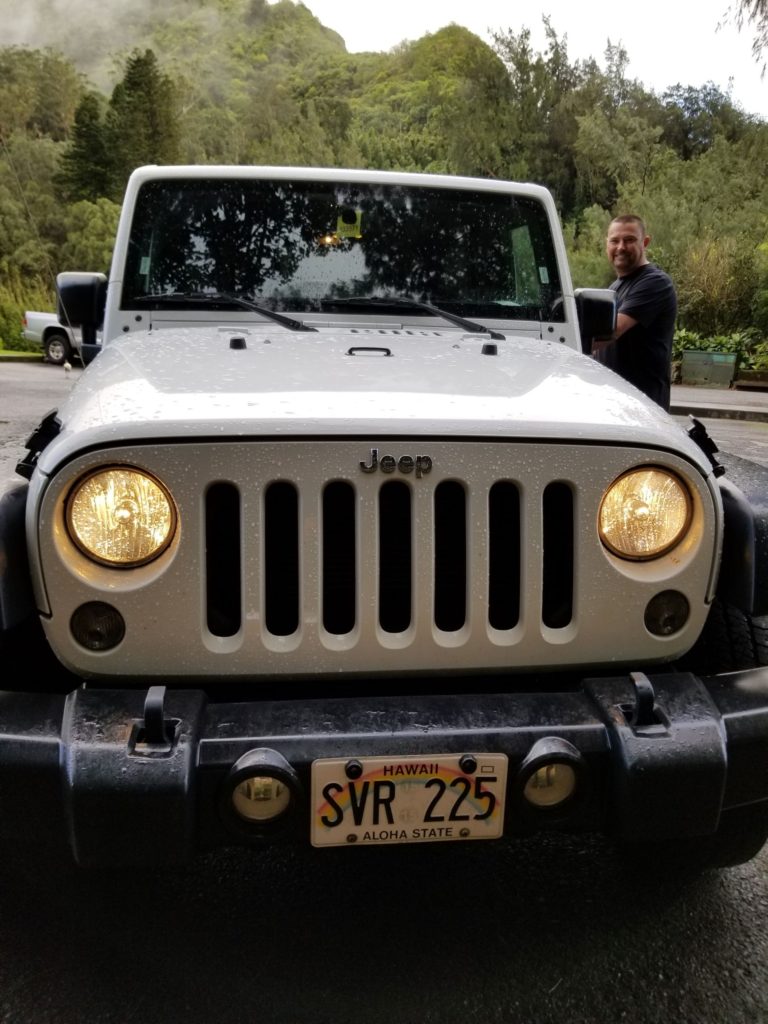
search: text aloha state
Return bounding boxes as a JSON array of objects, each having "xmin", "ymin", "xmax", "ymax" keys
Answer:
[{"xmin": 362, "ymin": 826, "xmax": 459, "ymax": 841}]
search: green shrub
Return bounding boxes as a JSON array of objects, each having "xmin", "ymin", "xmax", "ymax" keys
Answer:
[
  {"xmin": 673, "ymin": 327, "xmax": 763, "ymax": 371},
  {"xmin": 0, "ymin": 274, "xmax": 55, "ymax": 351}
]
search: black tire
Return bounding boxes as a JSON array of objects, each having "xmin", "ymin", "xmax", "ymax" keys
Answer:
[
  {"xmin": 0, "ymin": 614, "xmax": 75, "ymax": 691},
  {"xmin": 621, "ymin": 802, "xmax": 768, "ymax": 875},
  {"xmin": 678, "ymin": 598, "xmax": 768, "ymax": 675},
  {"xmin": 44, "ymin": 331, "xmax": 73, "ymax": 366}
]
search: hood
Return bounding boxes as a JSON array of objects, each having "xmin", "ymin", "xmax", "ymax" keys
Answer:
[{"xmin": 39, "ymin": 325, "xmax": 709, "ymax": 472}]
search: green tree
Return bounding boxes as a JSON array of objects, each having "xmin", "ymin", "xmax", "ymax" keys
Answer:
[
  {"xmin": 59, "ymin": 197, "xmax": 121, "ymax": 272},
  {"xmin": 730, "ymin": 0, "xmax": 768, "ymax": 66},
  {"xmin": 575, "ymin": 107, "xmax": 665, "ymax": 208},
  {"xmin": 660, "ymin": 83, "xmax": 753, "ymax": 160},
  {"xmin": 57, "ymin": 92, "xmax": 111, "ymax": 202},
  {"xmin": 0, "ymin": 134, "xmax": 67, "ymax": 277},
  {"xmin": 0, "ymin": 47, "xmax": 84, "ymax": 143},
  {"xmin": 353, "ymin": 27, "xmax": 512, "ymax": 176},
  {"xmin": 105, "ymin": 50, "xmax": 180, "ymax": 199}
]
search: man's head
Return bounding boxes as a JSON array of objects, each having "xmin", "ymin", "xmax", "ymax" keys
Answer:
[{"xmin": 606, "ymin": 215, "xmax": 650, "ymax": 277}]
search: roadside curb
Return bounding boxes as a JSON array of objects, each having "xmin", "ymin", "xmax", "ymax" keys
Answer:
[
  {"xmin": 670, "ymin": 402, "xmax": 768, "ymax": 425},
  {"xmin": 0, "ymin": 354, "xmax": 44, "ymax": 363}
]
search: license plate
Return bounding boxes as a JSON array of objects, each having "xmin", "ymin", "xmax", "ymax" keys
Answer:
[{"xmin": 311, "ymin": 753, "xmax": 508, "ymax": 847}]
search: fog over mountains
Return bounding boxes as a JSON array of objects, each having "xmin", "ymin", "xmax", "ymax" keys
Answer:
[{"xmin": 0, "ymin": 0, "xmax": 345, "ymax": 86}]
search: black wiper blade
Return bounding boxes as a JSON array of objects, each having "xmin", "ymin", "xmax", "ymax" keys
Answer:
[
  {"xmin": 134, "ymin": 292, "xmax": 317, "ymax": 332},
  {"xmin": 321, "ymin": 295, "xmax": 505, "ymax": 340}
]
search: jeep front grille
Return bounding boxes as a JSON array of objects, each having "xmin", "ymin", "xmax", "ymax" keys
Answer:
[
  {"xmin": 204, "ymin": 477, "xmax": 575, "ymax": 640},
  {"xmin": 40, "ymin": 439, "xmax": 718, "ymax": 679}
]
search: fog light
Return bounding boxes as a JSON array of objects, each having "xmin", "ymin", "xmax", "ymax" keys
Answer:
[
  {"xmin": 70, "ymin": 602, "xmax": 125, "ymax": 651},
  {"xmin": 225, "ymin": 748, "xmax": 300, "ymax": 828},
  {"xmin": 232, "ymin": 776, "xmax": 291, "ymax": 822},
  {"xmin": 523, "ymin": 763, "xmax": 577, "ymax": 807},
  {"xmin": 519, "ymin": 737, "xmax": 583, "ymax": 811},
  {"xmin": 645, "ymin": 590, "xmax": 690, "ymax": 636}
]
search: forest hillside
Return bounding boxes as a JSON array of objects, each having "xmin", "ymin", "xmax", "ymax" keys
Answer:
[{"xmin": 1, "ymin": 0, "xmax": 766, "ymax": 362}]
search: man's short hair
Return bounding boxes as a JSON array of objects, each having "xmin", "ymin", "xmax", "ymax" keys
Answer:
[{"xmin": 609, "ymin": 214, "xmax": 647, "ymax": 237}]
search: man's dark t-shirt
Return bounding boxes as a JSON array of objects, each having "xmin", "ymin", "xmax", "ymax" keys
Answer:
[{"xmin": 599, "ymin": 264, "xmax": 677, "ymax": 410}]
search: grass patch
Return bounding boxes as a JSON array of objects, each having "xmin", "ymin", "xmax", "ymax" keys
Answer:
[{"xmin": 0, "ymin": 348, "xmax": 43, "ymax": 360}]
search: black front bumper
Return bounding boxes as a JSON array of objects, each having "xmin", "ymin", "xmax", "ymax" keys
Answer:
[{"xmin": 1, "ymin": 669, "xmax": 768, "ymax": 867}]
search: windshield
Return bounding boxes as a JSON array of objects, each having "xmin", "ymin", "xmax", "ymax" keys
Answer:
[{"xmin": 122, "ymin": 178, "xmax": 564, "ymax": 322}]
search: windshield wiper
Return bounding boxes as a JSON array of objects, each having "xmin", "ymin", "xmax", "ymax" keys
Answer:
[
  {"xmin": 321, "ymin": 295, "xmax": 505, "ymax": 340},
  {"xmin": 134, "ymin": 292, "xmax": 317, "ymax": 332}
]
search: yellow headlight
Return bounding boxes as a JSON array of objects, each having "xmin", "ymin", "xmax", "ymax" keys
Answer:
[
  {"xmin": 599, "ymin": 467, "xmax": 691, "ymax": 560},
  {"xmin": 66, "ymin": 467, "xmax": 176, "ymax": 566}
]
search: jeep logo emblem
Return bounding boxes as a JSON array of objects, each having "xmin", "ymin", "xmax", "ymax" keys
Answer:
[{"xmin": 360, "ymin": 448, "xmax": 432, "ymax": 478}]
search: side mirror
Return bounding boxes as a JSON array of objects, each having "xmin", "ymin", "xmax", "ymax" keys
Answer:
[
  {"xmin": 57, "ymin": 272, "xmax": 107, "ymax": 351},
  {"xmin": 574, "ymin": 288, "xmax": 617, "ymax": 354}
]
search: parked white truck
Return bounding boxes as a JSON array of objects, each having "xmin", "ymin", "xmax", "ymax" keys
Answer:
[
  {"xmin": 22, "ymin": 310, "xmax": 80, "ymax": 365},
  {"xmin": 1, "ymin": 165, "xmax": 768, "ymax": 871}
]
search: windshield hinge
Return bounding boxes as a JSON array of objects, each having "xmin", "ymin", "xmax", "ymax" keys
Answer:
[
  {"xmin": 687, "ymin": 417, "xmax": 726, "ymax": 477},
  {"xmin": 15, "ymin": 409, "xmax": 61, "ymax": 480}
]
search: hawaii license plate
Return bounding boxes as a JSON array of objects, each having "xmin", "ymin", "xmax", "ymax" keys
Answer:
[{"xmin": 311, "ymin": 753, "xmax": 508, "ymax": 847}]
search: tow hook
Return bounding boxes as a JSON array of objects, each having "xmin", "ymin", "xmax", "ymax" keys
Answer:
[
  {"xmin": 130, "ymin": 685, "xmax": 179, "ymax": 756},
  {"xmin": 620, "ymin": 671, "xmax": 668, "ymax": 734}
]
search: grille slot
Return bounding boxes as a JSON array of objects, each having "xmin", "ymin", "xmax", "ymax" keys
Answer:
[
  {"xmin": 205, "ymin": 482, "xmax": 242, "ymax": 637},
  {"xmin": 264, "ymin": 482, "xmax": 300, "ymax": 636},
  {"xmin": 322, "ymin": 481, "xmax": 357, "ymax": 635},
  {"xmin": 542, "ymin": 481, "xmax": 574, "ymax": 629},
  {"xmin": 434, "ymin": 481, "xmax": 467, "ymax": 632},
  {"xmin": 488, "ymin": 482, "xmax": 521, "ymax": 630},
  {"xmin": 378, "ymin": 481, "xmax": 412, "ymax": 633}
]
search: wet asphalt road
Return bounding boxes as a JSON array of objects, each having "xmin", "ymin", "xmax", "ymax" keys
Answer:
[
  {"xmin": 1, "ymin": 838, "xmax": 767, "ymax": 1023},
  {"xmin": 1, "ymin": 360, "xmax": 768, "ymax": 1023}
]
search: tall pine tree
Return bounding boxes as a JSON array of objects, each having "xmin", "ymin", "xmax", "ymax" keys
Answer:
[
  {"xmin": 57, "ymin": 92, "xmax": 110, "ymax": 202},
  {"xmin": 105, "ymin": 50, "xmax": 180, "ymax": 200}
]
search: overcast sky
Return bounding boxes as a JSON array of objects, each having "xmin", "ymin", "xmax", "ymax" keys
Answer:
[{"xmin": 305, "ymin": 0, "xmax": 767, "ymax": 118}]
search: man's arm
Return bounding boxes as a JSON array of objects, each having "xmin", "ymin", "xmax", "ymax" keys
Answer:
[
  {"xmin": 592, "ymin": 312, "xmax": 637, "ymax": 358},
  {"xmin": 613, "ymin": 311, "xmax": 638, "ymax": 339}
]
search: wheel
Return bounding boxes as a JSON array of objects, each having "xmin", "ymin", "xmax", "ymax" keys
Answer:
[
  {"xmin": 44, "ymin": 331, "xmax": 72, "ymax": 366},
  {"xmin": 678, "ymin": 598, "xmax": 768, "ymax": 675},
  {"xmin": 0, "ymin": 614, "xmax": 75, "ymax": 691},
  {"xmin": 621, "ymin": 802, "xmax": 768, "ymax": 875}
]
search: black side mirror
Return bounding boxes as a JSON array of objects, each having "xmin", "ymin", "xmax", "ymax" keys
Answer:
[
  {"xmin": 57, "ymin": 272, "xmax": 107, "ymax": 352},
  {"xmin": 574, "ymin": 288, "xmax": 617, "ymax": 353}
]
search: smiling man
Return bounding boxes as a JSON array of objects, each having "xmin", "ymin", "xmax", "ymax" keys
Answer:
[{"xmin": 596, "ymin": 215, "xmax": 678, "ymax": 410}]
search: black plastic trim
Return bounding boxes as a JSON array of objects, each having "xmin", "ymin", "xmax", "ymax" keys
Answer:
[{"xmin": 0, "ymin": 669, "xmax": 766, "ymax": 866}]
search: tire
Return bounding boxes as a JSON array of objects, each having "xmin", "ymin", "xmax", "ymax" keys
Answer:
[
  {"xmin": 621, "ymin": 802, "xmax": 768, "ymax": 875},
  {"xmin": 44, "ymin": 331, "xmax": 73, "ymax": 366},
  {"xmin": 678, "ymin": 598, "xmax": 768, "ymax": 675},
  {"xmin": 0, "ymin": 614, "xmax": 75, "ymax": 692}
]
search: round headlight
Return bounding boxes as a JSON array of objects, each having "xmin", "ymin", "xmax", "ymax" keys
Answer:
[
  {"xmin": 599, "ymin": 467, "xmax": 691, "ymax": 560},
  {"xmin": 67, "ymin": 467, "xmax": 176, "ymax": 566}
]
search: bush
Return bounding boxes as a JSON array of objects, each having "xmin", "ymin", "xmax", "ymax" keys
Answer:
[
  {"xmin": 675, "ymin": 236, "xmax": 758, "ymax": 337},
  {"xmin": 0, "ymin": 274, "xmax": 55, "ymax": 351},
  {"xmin": 673, "ymin": 327, "xmax": 763, "ymax": 371}
]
